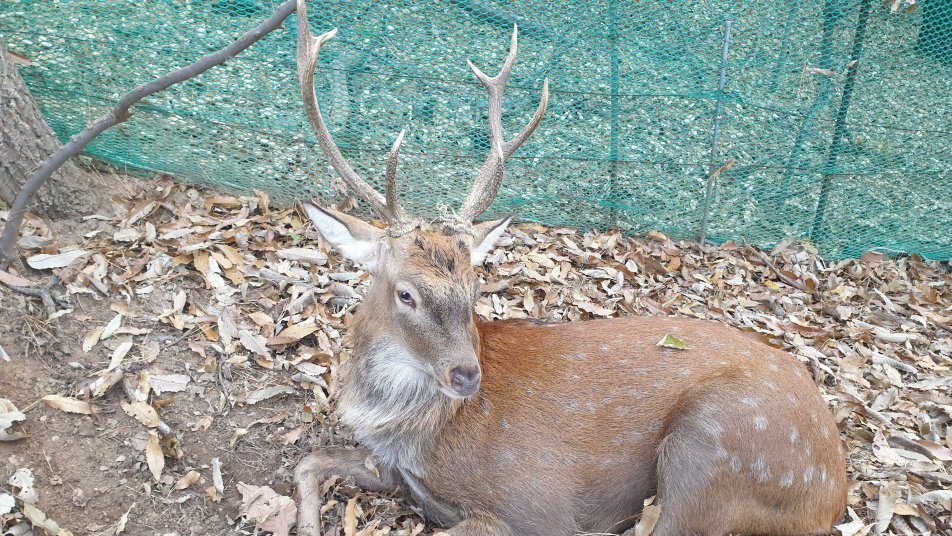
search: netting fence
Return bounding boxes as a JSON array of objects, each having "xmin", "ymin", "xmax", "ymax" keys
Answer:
[{"xmin": 1, "ymin": 0, "xmax": 949, "ymax": 259}]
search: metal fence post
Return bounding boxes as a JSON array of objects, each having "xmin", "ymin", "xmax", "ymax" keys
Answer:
[
  {"xmin": 608, "ymin": 0, "xmax": 620, "ymax": 227},
  {"xmin": 698, "ymin": 20, "xmax": 732, "ymax": 246},
  {"xmin": 810, "ymin": 0, "xmax": 873, "ymax": 241}
]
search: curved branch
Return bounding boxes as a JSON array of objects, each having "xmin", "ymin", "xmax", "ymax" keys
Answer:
[{"xmin": 0, "ymin": 0, "xmax": 297, "ymax": 268}]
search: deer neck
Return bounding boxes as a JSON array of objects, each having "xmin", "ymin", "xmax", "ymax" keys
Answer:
[{"xmin": 336, "ymin": 307, "xmax": 463, "ymax": 474}]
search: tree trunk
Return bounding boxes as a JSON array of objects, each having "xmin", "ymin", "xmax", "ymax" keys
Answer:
[{"xmin": 0, "ymin": 39, "xmax": 103, "ymax": 218}]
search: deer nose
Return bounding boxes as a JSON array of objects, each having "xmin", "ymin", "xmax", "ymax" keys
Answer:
[{"xmin": 449, "ymin": 366, "xmax": 481, "ymax": 397}]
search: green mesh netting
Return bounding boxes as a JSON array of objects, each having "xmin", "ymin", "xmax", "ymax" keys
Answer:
[{"xmin": 1, "ymin": 0, "xmax": 949, "ymax": 259}]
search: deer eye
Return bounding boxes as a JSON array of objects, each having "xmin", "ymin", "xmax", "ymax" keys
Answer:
[{"xmin": 397, "ymin": 290, "xmax": 416, "ymax": 308}]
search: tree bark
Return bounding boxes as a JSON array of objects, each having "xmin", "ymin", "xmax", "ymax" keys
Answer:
[{"xmin": 0, "ymin": 39, "xmax": 103, "ymax": 218}]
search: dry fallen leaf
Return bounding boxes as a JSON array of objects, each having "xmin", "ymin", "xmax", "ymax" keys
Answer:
[
  {"xmin": 82, "ymin": 325, "xmax": 106, "ymax": 353},
  {"xmin": 344, "ymin": 496, "xmax": 358, "ymax": 536},
  {"xmin": 101, "ymin": 313, "xmax": 123, "ymax": 340},
  {"xmin": 237, "ymin": 482, "xmax": 297, "ymax": 536},
  {"xmin": 0, "ymin": 398, "xmax": 26, "ymax": 442},
  {"xmin": 0, "ymin": 268, "xmax": 36, "ymax": 287},
  {"xmin": 0, "ymin": 492, "xmax": 14, "ymax": 516},
  {"xmin": 245, "ymin": 385, "xmax": 296, "ymax": 405},
  {"xmin": 173, "ymin": 470, "xmax": 201, "ymax": 490},
  {"xmin": 41, "ymin": 395, "xmax": 92, "ymax": 415},
  {"xmin": 274, "ymin": 319, "xmax": 319, "ymax": 342},
  {"xmin": 149, "ymin": 374, "xmax": 190, "ymax": 394},
  {"xmin": 22, "ymin": 501, "xmax": 72, "ymax": 536},
  {"xmin": 26, "ymin": 249, "xmax": 90, "ymax": 270},
  {"xmin": 108, "ymin": 340, "xmax": 133, "ymax": 371},
  {"xmin": 9, "ymin": 467, "xmax": 37, "ymax": 503},
  {"xmin": 113, "ymin": 501, "xmax": 135, "ymax": 535},
  {"xmin": 239, "ymin": 330, "xmax": 271, "ymax": 357},
  {"xmin": 121, "ymin": 401, "xmax": 160, "ymax": 428},
  {"xmin": 276, "ymin": 247, "xmax": 328, "ymax": 265},
  {"xmin": 211, "ymin": 457, "xmax": 224, "ymax": 501},
  {"xmin": 836, "ymin": 507, "xmax": 867, "ymax": 536},
  {"xmin": 146, "ymin": 430, "xmax": 165, "ymax": 482},
  {"xmin": 875, "ymin": 481, "xmax": 900, "ymax": 534},
  {"xmin": 632, "ymin": 496, "xmax": 661, "ymax": 536}
]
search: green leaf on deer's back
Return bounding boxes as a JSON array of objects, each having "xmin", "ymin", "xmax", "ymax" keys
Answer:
[{"xmin": 657, "ymin": 334, "xmax": 689, "ymax": 350}]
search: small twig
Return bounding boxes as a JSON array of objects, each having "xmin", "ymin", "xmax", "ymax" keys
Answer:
[
  {"xmin": 0, "ymin": 0, "xmax": 297, "ymax": 268},
  {"xmin": 8, "ymin": 283, "xmax": 56, "ymax": 317},
  {"xmin": 2, "ymin": 276, "xmax": 69, "ymax": 354},
  {"xmin": 748, "ymin": 246, "xmax": 812, "ymax": 293},
  {"xmin": 166, "ymin": 326, "xmax": 200, "ymax": 348},
  {"xmin": 119, "ymin": 372, "xmax": 174, "ymax": 437}
]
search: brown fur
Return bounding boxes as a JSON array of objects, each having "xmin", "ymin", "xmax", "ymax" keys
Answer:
[{"xmin": 294, "ymin": 222, "xmax": 848, "ymax": 536}]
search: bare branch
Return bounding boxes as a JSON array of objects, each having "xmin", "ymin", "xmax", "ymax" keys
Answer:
[
  {"xmin": 457, "ymin": 25, "xmax": 550, "ymax": 223},
  {"xmin": 0, "ymin": 0, "xmax": 298, "ymax": 269}
]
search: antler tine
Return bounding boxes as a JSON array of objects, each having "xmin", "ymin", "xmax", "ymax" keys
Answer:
[
  {"xmin": 296, "ymin": 0, "xmax": 397, "ymax": 222},
  {"xmin": 457, "ymin": 25, "xmax": 550, "ymax": 223},
  {"xmin": 385, "ymin": 130, "xmax": 408, "ymax": 222}
]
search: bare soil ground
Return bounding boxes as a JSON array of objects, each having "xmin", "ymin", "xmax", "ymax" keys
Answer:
[{"xmin": 0, "ymin": 173, "xmax": 949, "ymax": 536}]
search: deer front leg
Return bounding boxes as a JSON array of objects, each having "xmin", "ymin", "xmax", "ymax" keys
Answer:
[
  {"xmin": 294, "ymin": 446, "xmax": 400, "ymax": 536},
  {"xmin": 437, "ymin": 515, "xmax": 513, "ymax": 536}
]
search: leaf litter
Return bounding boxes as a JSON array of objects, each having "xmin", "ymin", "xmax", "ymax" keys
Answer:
[{"xmin": 0, "ymin": 175, "xmax": 948, "ymax": 534}]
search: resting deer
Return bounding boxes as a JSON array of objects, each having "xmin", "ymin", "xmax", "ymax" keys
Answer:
[{"xmin": 291, "ymin": 2, "xmax": 847, "ymax": 534}]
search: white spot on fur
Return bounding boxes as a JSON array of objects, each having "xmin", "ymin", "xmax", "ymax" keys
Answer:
[
  {"xmin": 750, "ymin": 457, "xmax": 770, "ymax": 483},
  {"xmin": 780, "ymin": 471, "xmax": 794, "ymax": 488},
  {"xmin": 764, "ymin": 381, "xmax": 778, "ymax": 391},
  {"xmin": 819, "ymin": 465, "xmax": 827, "ymax": 483},
  {"xmin": 804, "ymin": 467, "xmax": 814, "ymax": 483},
  {"xmin": 560, "ymin": 352, "xmax": 586, "ymax": 361},
  {"xmin": 714, "ymin": 445, "xmax": 728, "ymax": 460},
  {"xmin": 753, "ymin": 416, "xmax": 768, "ymax": 430},
  {"xmin": 599, "ymin": 345, "xmax": 610, "ymax": 353},
  {"xmin": 730, "ymin": 455, "xmax": 742, "ymax": 472},
  {"xmin": 740, "ymin": 397, "xmax": 759, "ymax": 407},
  {"xmin": 789, "ymin": 427, "xmax": 800, "ymax": 444},
  {"xmin": 822, "ymin": 428, "xmax": 830, "ymax": 439},
  {"xmin": 703, "ymin": 420, "xmax": 723, "ymax": 438},
  {"xmin": 768, "ymin": 362, "xmax": 780, "ymax": 371},
  {"xmin": 787, "ymin": 393, "xmax": 798, "ymax": 405}
]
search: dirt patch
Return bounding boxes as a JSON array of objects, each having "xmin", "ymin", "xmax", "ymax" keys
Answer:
[{"xmin": 1, "ymin": 173, "xmax": 949, "ymax": 535}]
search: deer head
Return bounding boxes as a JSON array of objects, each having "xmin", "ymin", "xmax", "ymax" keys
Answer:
[{"xmin": 295, "ymin": 0, "xmax": 548, "ymax": 398}]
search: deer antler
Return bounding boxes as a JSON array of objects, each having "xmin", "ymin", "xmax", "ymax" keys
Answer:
[
  {"xmin": 296, "ymin": 0, "xmax": 407, "ymax": 225},
  {"xmin": 457, "ymin": 25, "xmax": 549, "ymax": 223}
]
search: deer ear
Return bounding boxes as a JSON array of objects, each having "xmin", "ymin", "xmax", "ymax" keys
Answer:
[
  {"xmin": 302, "ymin": 201, "xmax": 386, "ymax": 271},
  {"xmin": 471, "ymin": 215, "xmax": 512, "ymax": 266}
]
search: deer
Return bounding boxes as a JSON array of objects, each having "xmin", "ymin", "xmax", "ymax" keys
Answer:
[{"xmin": 291, "ymin": 1, "xmax": 847, "ymax": 534}]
